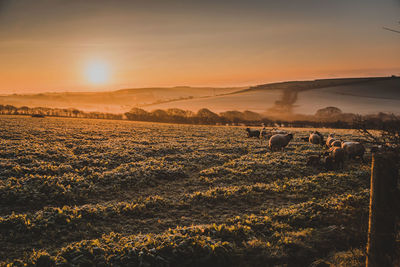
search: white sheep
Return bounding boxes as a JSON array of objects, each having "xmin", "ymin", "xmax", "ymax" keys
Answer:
[
  {"xmin": 325, "ymin": 146, "xmax": 346, "ymax": 169},
  {"xmin": 330, "ymin": 140, "xmax": 342, "ymax": 148},
  {"xmin": 269, "ymin": 133, "xmax": 293, "ymax": 152},
  {"xmin": 326, "ymin": 134, "xmax": 336, "ymax": 147},
  {"xmin": 260, "ymin": 127, "xmax": 286, "ymax": 145},
  {"xmin": 341, "ymin": 141, "xmax": 365, "ymax": 161},
  {"xmin": 309, "ymin": 131, "xmax": 324, "ymax": 145}
]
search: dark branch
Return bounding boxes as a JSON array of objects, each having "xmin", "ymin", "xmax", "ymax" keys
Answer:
[{"xmin": 383, "ymin": 27, "xmax": 400, "ymax": 34}]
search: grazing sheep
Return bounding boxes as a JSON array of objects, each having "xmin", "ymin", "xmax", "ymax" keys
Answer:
[
  {"xmin": 323, "ymin": 147, "xmax": 346, "ymax": 170},
  {"xmin": 306, "ymin": 155, "xmax": 321, "ymax": 167},
  {"xmin": 246, "ymin": 128, "xmax": 260, "ymax": 138},
  {"xmin": 341, "ymin": 142, "xmax": 365, "ymax": 161},
  {"xmin": 326, "ymin": 134, "xmax": 336, "ymax": 147},
  {"xmin": 268, "ymin": 133, "xmax": 293, "ymax": 152},
  {"xmin": 260, "ymin": 127, "xmax": 286, "ymax": 144},
  {"xmin": 331, "ymin": 140, "xmax": 342, "ymax": 148},
  {"xmin": 329, "ymin": 147, "xmax": 345, "ymax": 168},
  {"xmin": 309, "ymin": 131, "xmax": 324, "ymax": 145}
]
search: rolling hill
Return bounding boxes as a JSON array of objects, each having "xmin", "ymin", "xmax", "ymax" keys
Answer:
[
  {"xmin": 0, "ymin": 76, "xmax": 399, "ymax": 115},
  {"xmin": 0, "ymin": 86, "xmax": 243, "ymax": 114},
  {"xmin": 143, "ymin": 77, "xmax": 400, "ymax": 115}
]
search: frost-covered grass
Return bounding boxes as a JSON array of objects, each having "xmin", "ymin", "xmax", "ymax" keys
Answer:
[{"xmin": 0, "ymin": 116, "xmax": 378, "ymax": 266}]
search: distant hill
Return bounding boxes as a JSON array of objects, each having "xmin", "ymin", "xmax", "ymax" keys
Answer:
[
  {"xmin": 234, "ymin": 77, "xmax": 387, "ymax": 93},
  {"xmin": 0, "ymin": 86, "xmax": 243, "ymax": 113},
  {"xmin": 1, "ymin": 76, "xmax": 399, "ymax": 115},
  {"xmin": 143, "ymin": 76, "xmax": 400, "ymax": 115}
]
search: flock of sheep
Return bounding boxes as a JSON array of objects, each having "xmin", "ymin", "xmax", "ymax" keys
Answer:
[{"xmin": 245, "ymin": 127, "xmax": 366, "ymax": 170}]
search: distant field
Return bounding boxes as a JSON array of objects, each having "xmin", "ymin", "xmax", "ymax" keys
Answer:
[
  {"xmin": 295, "ymin": 78, "xmax": 400, "ymax": 114},
  {"xmin": 0, "ymin": 86, "xmax": 243, "ymax": 114},
  {"xmin": 145, "ymin": 77, "xmax": 400, "ymax": 115},
  {"xmin": 143, "ymin": 89, "xmax": 282, "ymax": 113},
  {"xmin": 1, "ymin": 116, "xmax": 390, "ymax": 266},
  {"xmin": 1, "ymin": 77, "xmax": 399, "ymax": 116}
]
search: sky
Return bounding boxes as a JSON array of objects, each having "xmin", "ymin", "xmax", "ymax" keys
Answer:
[{"xmin": 0, "ymin": 0, "xmax": 399, "ymax": 93}]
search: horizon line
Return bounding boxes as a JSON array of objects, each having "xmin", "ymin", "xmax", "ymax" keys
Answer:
[{"xmin": 1, "ymin": 75, "xmax": 398, "ymax": 96}]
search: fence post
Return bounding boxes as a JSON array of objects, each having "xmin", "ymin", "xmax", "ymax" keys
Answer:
[{"xmin": 366, "ymin": 152, "xmax": 398, "ymax": 267}]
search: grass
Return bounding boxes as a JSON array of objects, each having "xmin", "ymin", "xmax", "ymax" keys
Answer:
[{"xmin": 0, "ymin": 115, "xmax": 388, "ymax": 266}]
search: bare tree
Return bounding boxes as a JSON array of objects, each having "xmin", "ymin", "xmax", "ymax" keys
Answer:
[{"xmin": 353, "ymin": 115, "xmax": 400, "ymax": 154}]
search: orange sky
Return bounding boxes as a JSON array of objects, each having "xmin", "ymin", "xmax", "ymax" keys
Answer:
[{"xmin": 0, "ymin": 0, "xmax": 399, "ymax": 93}]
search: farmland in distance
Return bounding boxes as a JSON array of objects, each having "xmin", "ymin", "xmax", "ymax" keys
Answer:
[{"xmin": 0, "ymin": 116, "xmax": 376, "ymax": 266}]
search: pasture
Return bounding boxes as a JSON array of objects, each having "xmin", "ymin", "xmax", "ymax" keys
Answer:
[{"xmin": 0, "ymin": 116, "xmax": 376, "ymax": 266}]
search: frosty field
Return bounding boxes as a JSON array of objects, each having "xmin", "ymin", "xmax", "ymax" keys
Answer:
[{"xmin": 0, "ymin": 116, "xmax": 375, "ymax": 266}]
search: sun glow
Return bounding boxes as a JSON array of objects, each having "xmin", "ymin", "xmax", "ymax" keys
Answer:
[{"xmin": 85, "ymin": 61, "xmax": 110, "ymax": 85}]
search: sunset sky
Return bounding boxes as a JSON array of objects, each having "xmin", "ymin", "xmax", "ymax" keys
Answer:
[{"xmin": 0, "ymin": 0, "xmax": 399, "ymax": 93}]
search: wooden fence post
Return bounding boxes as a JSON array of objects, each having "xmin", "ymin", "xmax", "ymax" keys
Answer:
[{"xmin": 366, "ymin": 152, "xmax": 398, "ymax": 267}]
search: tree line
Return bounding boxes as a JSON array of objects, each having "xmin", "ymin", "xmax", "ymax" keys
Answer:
[
  {"xmin": 124, "ymin": 107, "xmax": 399, "ymax": 129},
  {"xmin": 1, "ymin": 104, "xmax": 399, "ymax": 130},
  {"xmin": 0, "ymin": 104, "xmax": 122, "ymax": 120}
]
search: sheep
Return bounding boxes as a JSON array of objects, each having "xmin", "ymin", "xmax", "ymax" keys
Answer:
[
  {"xmin": 330, "ymin": 140, "xmax": 342, "ymax": 148},
  {"xmin": 323, "ymin": 132, "xmax": 342, "ymax": 148},
  {"xmin": 268, "ymin": 133, "xmax": 293, "ymax": 152},
  {"xmin": 329, "ymin": 147, "xmax": 345, "ymax": 168},
  {"xmin": 309, "ymin": 131, "xmax": 324, "ymax": 145},
  {"xmin": 260, "ymin": 127, "xmax": 286, "ymax": 144},
  {"xmin": 323, "ymin": 147, "xmax": 346, "ymax": 170},
  {"xmin": 341, "ymin": 141, "xmax": 365, "ymax": 161},
  {"xmin": 326, "ymin": 134, "xmax": 336, "ymax": 147},
  {"xmin": 323, "ymin": 146, "xmax": 346, "ymax": 170},
  {"xmin": 245, "ymin": 128, "xmax": 260, "ymax": 138},
  {"xmin": 325, "ymin": 134, "xmax": 344, "ymax": 148}
]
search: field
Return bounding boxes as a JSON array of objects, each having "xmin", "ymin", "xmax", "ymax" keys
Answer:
[
  {"xmin": 144, "ymin": 77, "xmax": 400, "ymax": 115},
  {"xmin": 2, "ymin": 77, "xmax": 400, "ymax": 116},
  {"xmin": 0, "ymin": 116, "xmax": 379, "ymax": 266}
]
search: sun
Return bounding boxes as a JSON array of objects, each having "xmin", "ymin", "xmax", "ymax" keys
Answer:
[{"xmin": 85, "ymin": 61, "xmax": 110, "ymax": 85}]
